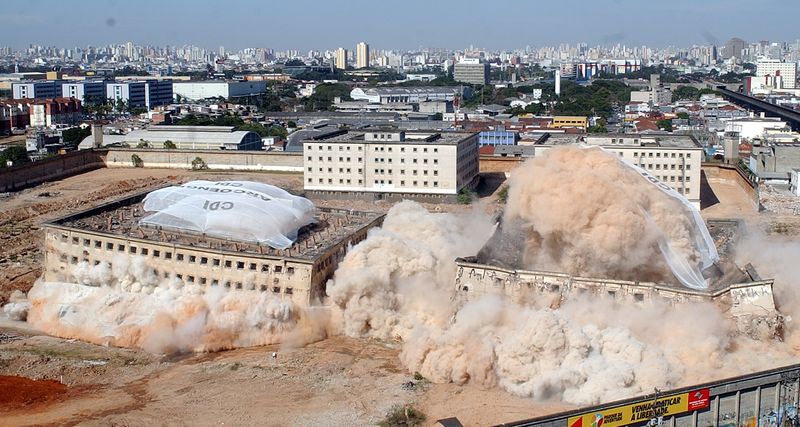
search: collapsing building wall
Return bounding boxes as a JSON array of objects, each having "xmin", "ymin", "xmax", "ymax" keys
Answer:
[{"xmin": 453, "ymin": 260, "xmax": 782, "ymax": 340}]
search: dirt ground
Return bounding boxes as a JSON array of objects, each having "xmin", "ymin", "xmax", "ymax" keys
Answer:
[{"xmin": 0, "ymin": 318, "xmax": 568, "ymax": 426}]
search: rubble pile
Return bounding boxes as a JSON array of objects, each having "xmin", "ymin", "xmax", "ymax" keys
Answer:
[{"xmin": 759, "ymin": 184, "xmax": 800, "ymax": 215}]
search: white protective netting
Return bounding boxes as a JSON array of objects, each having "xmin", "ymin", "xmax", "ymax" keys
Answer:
[
  {"xmin": 139, "ymin": 181, "xmax": 315, "ymax": 249},
  {"xmin": 617, "ymin": 151, "xmax": 719, "ymax": 290}
]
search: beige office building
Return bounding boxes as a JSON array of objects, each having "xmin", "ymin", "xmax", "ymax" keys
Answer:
[
  {"xmin": 534, "ymin": 133, "xmax": 703, "ymax": 208},
  {"xmin": 335, "ymin": 48, "xmax": 348, "ymax": 70},
  {"xmin": 303, "ymin": 129, "xmax": 479, "ymax": 200},
  {"xmin": 356, "ymin": 42, "xmax": 369, "ymax": 69}
]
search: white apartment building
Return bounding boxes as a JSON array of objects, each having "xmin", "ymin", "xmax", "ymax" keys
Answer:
[
  {"xmin": 756, "ymin": 58, "xmax": 797, "ymax": 89},
  {"xmin": 303, "ymin": 129, "xmax": 479, "ymax": 200},
  {"xmin": 534, "ymin": 134, "xmax": 703, "ymax": 208}
]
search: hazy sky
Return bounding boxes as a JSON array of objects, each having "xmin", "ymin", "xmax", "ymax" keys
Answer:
[{"xmin": 3, "ymin": 0, "xmax": 799, "ymax": 51}]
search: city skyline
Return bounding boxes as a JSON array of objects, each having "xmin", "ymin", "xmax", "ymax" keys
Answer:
[{"xmin": 3, "ymin": 0, "xmax": 800, "ymax": 51}]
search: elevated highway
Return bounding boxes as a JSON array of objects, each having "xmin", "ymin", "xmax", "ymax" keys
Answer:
[{"xmin": 717, "ymin": 88, "xmax": 800, "ymax": 131}]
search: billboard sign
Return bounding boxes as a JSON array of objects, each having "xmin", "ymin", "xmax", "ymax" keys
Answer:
[{"xmin": 567, "ymin": 388, "xmax": 710, "ymax": 427}]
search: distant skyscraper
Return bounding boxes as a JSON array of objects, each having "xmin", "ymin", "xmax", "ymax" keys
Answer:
[
  {"xmin": 723, "ymin": 37, "xmax": 747, "ymax": 60},
  {"xmin": 335, "ymin": 47, "xmax": 348, "ymax": 70},
  {"xmin": 356, "ymin": 42, "xmax": 370, "ymax": 69},
  {"xmin": 453, "ymin": 58, "xmax": 489, "ymax": 86}
]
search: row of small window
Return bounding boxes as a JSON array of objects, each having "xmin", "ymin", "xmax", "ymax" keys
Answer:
[
  {"xmin": 312, "ymin": 145, "xmax": 362, "ymax": 152},
  {"xmin": 373, "ymin": 146, "xmax": 438, "ymax": 154},
  {"xmin": 310, "ymin": 156, "xmax": 363, "ymax": 162},
  {"xmin": 633, "ymin": 151, "xmax": 692, "ymax": 159},
  {"xmin": 307, "ymin": 156, "xmax": 439, "ymax": 165},
  {"xmin": 307, "ymin": 167, "xmax": 439, "ymax": 175},
  {"xmin": 658, "ymin": 175, "xmax": 691, "ymax": 182},
  {"xmin": 547, "ymin": 284, "xmax": 646, "ymax": 301},
  {"xmin": 375, "ymin": 169, "xmax": 438, "ymax": 176},
  {"xmin": 308, "ymin": 144, "xmax": 441, "ymax": 154},
  {"xmin": 310, "ymin": 178, "xmax": 363, "ymax": 185},
  {"xmin": 61, "ymin": 236, "xmax": 294, "ymax": 274},
  {"xmin": 644, "ymin": 163, "xmax": 691, "ymax": 171},
  {"xmin": 464, "ymin": 282, "xmax": 645, "ymax": 302},
  {"xmin": 374, "ymin": 180, "xmax": 439, "ymax": 187},
  {"xmin": 307, "ymin": 177, "xmax": 440, "ymax": 187},
  {"xmin": 60, "ymin": 256, "xmax": 295, "ymax": 294}
]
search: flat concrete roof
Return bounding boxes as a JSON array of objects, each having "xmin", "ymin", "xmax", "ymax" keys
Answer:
[
  {"xmin": 305, "ymin": 130, "xmax": 477, "ymax": 145},
  {"xmin": 536, "ymin": 133, "xmax": 702, "ymax": 149}
]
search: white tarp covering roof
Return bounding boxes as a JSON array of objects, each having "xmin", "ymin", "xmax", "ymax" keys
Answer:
[
  {"xmin": 139, "ymin": 181, "xmax": 315, "ymax": 249},
  {"xmin": 612, "ymin": 149, "xmax": 719, "ymax": 290}
]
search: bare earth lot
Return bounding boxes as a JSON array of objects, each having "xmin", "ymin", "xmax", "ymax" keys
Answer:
[
  {"xmin": 0, "ymin": 167, "xmax": 559, "ymax": 426},
  {"xmin": 0, "ymin": 319, "xmax": 567, "ymax": 426}
]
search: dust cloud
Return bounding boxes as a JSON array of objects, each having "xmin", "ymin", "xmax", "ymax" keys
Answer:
[
  {"xmin": 3, "ymin": 146, "xmax": 798, "ymax": 406},
  {"xmin": 21, "ymin": 255, "xmax": 328, "ymax": 353},
  {"xmin": 327, "ymin": 147, "xmax": 796, "ymax": 405},
  {"xmin": 327, "ymin": 199, "xmax": 789, "ymax": 405},
  {"xmin": 502, "ymin": 146, "xmax": 715, "ymax": 287}
]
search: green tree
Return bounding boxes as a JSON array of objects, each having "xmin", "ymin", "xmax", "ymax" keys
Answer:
[
  {"xmin": 163, "ymin": 140, "xmax": 177, "ymax": 149},
  {"xmin": 672, "ymin": 86, "xmax": 701, "ymax": 102},
  {"xmin": 656, "ymin": 119, "xmax": 673, "ymax": 132},
  {"xmin": 136, "ymin": 140, "xmax": 150, "ymax": 148},
  {"xmin": 114, "ymin": 98, "xmax": 128, "ymax": 113},
  {"xmin": 676, "ymin": 112, "xmax": 690, "ymax": 120},
  {"xmin": 61, "ymin": 126, "xmax": 92, "ymax": 146},
  {"xmin": 191, "ymin": 157, "xmax": 209, "ymax": 170},
  {"xmin": 457, "ymin": 188, "xmax": 475, "ymax": 205},
  {"xmin": 497, "ymin": 186, "xmax": 509, "ymax": 204},
  {"xmin": 0, "ymin": 146, "xmax": 30, "ymax": 168},
  {"xmin": 302, "ymin": 83, "xmax": 352, "ymax": 111},
  {"xmin": 286, "ymin": 120, "xmax": 297, "ymax": 128},
  {"xmin": 131, "ymin": 154, "xmax": 144, "ymax": 168}
]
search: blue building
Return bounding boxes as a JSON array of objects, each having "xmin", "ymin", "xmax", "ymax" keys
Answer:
[
  {"xmin": 145, "ymin": 79, "xmax": 173, "ymax": 108},
  {"xmin": 479, "ymin": 127, "xmax": 519, "ymax": 146},
  {"xmin": 12, "ymin": 80, "xmax": 64, "ymax": 99},
  {"xmin": 106, "ymin": 80, "xmax": 173, "ymax": 110}
]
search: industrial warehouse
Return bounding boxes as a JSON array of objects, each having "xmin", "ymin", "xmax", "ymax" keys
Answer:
[{"xmin": 40, "ymin": 184, "xmax": 384, "ymax": 306}]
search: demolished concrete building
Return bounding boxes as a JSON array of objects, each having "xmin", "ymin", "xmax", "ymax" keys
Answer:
[
  {"xmin": 42, "ymin": 188, "xmax": 384, "ymax": 306},
  {"xmin": 454, "ymin": 219, "xmax": 782, "ymax": 339}
]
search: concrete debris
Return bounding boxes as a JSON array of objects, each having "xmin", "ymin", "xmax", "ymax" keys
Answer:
[{"xmin": 759, "ymin": 184, "xmax": 800, "ymax": 216}]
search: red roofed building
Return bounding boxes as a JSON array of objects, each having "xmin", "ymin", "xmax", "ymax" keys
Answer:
[
  {"xmin": 634, "ymin": 118, "xmax": 660, "ymax": 132},
  {"xmin": 0, "ymin": 100, "xmax": 30, "ymax": 135},
  {"xmin": 26, "ymin": 97, "xmax": 82, "ymax": 127}
]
